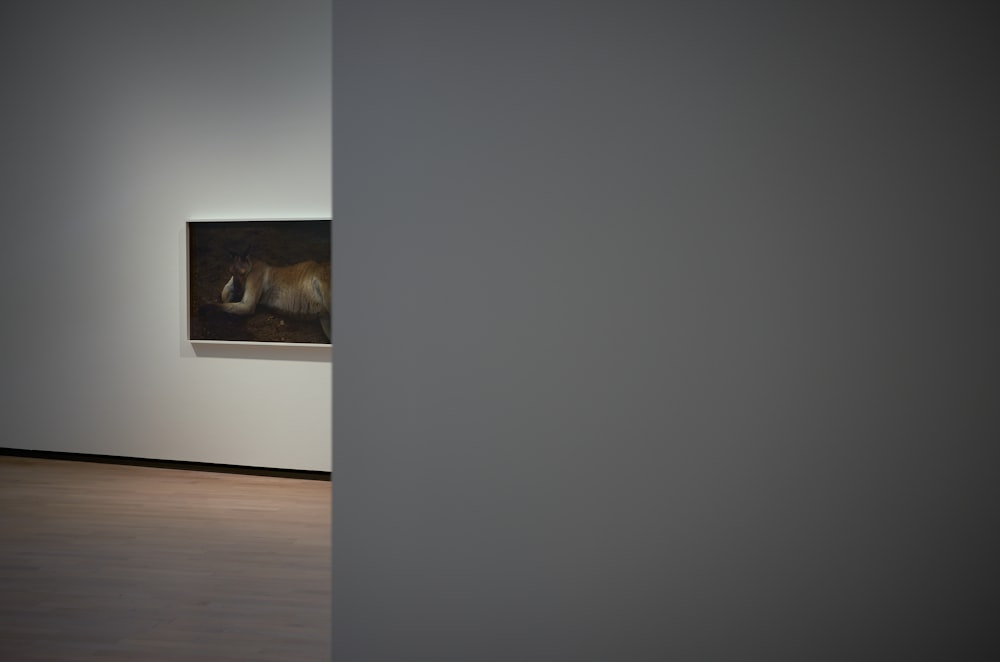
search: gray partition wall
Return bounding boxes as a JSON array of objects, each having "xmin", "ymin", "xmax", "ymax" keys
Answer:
[{"xmin": 332, "ymin": 2, "xmax": 1000, "ymax": 660}]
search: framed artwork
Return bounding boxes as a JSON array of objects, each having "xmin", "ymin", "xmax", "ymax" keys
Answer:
[{"xmin": 187, "ymin": 218, "xmax": 331, "ymax": 346}]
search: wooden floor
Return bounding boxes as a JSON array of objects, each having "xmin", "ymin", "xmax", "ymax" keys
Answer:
[{"xmin": 0, "ymin": 456, "xmax": 330, "ymax": 662}]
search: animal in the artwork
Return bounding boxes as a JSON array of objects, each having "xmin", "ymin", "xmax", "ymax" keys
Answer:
[{"xmin": 204, "ymin": 249, "xmax": 331, "ymax": 341}]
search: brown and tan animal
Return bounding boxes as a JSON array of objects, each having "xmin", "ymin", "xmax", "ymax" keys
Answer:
[{"xmin": 204, "ymin": 250, "xmax": 331, "ymax": 341}]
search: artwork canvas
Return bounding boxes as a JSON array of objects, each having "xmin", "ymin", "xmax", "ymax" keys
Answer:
[{"xmin": 187, "ymin": 219, "xmax": 331, "ymax": 345}]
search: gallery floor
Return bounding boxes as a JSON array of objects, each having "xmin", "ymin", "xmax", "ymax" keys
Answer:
[{"xmin": 0, "ymin": 455, "xmax": 330, "ymax": 662}]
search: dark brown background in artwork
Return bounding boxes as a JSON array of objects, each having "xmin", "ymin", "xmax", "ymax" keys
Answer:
[{"xmin": 188, "ymin": 220, "xmax": 331, "ymax": 344}]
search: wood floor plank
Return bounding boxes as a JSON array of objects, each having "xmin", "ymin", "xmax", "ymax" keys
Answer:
[{"xmin": 0, "ymin": 456, "xmax": 330, "ymax": 661}]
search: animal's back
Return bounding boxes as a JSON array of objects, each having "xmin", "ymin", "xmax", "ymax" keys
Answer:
[{"xmin": 261, "ymin": 260, "xmax": 330, "ymax": 318}]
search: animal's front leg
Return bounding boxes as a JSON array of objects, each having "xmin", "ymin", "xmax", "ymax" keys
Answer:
[
  {"xmin": 218, "ymin": 277, "xmax": 260, "ymax": 315},
  {"xmin": 215, "ymin": 298, "xmax": 257, "ymax": 316},
  {"xmin": 200, "ymin": 281, "xmax": 259, "ymax": 317},
  {"xmin": 221, "ymin": 277, "xmax": 238, "ymax": 302}
]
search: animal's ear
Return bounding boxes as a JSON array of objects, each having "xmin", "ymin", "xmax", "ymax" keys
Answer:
[{"xmin": 228, "ymin": 243, "xmax": 251, "ymax": 261}]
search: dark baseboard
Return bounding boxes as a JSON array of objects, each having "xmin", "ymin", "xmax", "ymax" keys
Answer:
[{"xmin": 0, "ymin": 447, "xmax": 331, "ymax": 481}]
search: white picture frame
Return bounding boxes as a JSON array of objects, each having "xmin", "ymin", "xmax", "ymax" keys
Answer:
[{"xmin": 187, "ymin": 218, "xmax": 331, "ymax": 347}]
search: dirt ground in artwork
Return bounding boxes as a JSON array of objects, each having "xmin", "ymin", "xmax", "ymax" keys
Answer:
[{"xmin": 188, "ymin": 220, "xmax": 330, "ymax": 344}]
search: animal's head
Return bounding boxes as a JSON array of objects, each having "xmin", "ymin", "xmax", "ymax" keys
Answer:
[
  {"xmin": 229, "ymin": 247, "xmax": 253, "ymax": 277},
  {"xmin": 228, "ymin": 247, "xmax": 253, "ymax": 299}
]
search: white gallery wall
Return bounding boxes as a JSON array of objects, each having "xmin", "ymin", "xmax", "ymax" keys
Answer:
[{"xmin": 1, "ymin": 1, "xmax": 332, "ymax": 471}]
